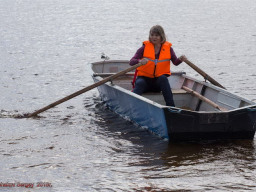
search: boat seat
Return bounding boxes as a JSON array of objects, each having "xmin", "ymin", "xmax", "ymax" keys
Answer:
[
  {"xmin": 173, "ymin": 89, "xmax": 187, "ymax": 94},
  {"xmin": 141, "ymin": 89, "xmax": 189, "ymax": 106},
  {"xmin": 142, "ymin": 89, "xmax": 187, "ymax": 95}
]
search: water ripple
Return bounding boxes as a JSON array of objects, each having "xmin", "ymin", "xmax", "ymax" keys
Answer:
[{"xmin": 1, "ymin": 0, "xmax": 256, "ymax": 191}]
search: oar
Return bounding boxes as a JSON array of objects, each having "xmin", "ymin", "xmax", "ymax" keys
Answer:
[
  {"xmin": 182, "ymin": 86, "xmax": 228, "ymax": 111},
  {"xmin": 23, "ymin": 63, "xmax": 143, "ymax": 118},
  {"xmin": 183, "ymin": 58, "xmax": 226, "ymax": 89}
]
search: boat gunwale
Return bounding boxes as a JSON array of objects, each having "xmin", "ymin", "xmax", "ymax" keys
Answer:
[
  {"xmin": 92, "ymin": 74, "xmax": 256, "ymax": 114},
  {"xmin": 91, "ymin": 60, "xmax": 256, "ymax": 113},
  {"xmin": 91, "ymin": 60, "xmax": 130, "ymax": 65},
  {"xmin": 181, "ymin": 73, "xmax": 255, "ymax": 106}
]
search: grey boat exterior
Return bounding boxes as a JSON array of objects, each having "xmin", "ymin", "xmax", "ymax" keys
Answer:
[{"xmin": 91, "ymin": 60, "xmax": 256, "ymax": 141}]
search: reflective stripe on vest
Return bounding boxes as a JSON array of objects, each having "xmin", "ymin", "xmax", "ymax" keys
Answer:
[{"xmin": 137, "ymin": 41, "xmax": 172, "ymax": 78}]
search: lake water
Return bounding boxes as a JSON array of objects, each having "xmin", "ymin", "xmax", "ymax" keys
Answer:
[{"xmin": 0, "ymin": 0, "xmax": 256, "ymax": 191}]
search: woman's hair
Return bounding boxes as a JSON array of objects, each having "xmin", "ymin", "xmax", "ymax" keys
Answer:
[{"xmin": 149, "ymin": 25, "xmax": 166, "ymax": 43}]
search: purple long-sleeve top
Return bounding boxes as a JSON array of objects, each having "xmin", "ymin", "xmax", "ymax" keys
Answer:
[{"xmin": 129, "ymin": 45, "xmax": 182, "ymax": 66}]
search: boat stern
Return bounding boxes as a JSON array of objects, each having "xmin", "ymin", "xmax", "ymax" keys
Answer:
[{"xmin": 164, "ymin": 105, "xmax": 256, "ymax": 142}]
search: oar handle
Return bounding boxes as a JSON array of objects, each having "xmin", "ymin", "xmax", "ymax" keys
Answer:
[
  {"xmin": 183, "ymin": 59, "xmax": 226, "ymax": 89},
  {"xmin": 25, "ymin": 62, "xmax": 143, "ymax": 118}
]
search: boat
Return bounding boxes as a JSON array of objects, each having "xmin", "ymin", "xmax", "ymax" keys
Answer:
[{"xmin": 91, "ymin": 60, "xmax": 256, "ymax": 142}]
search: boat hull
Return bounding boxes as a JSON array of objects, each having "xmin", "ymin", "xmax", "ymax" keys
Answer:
[
  {"xmin": 93, "ymin": 76, "xmax": 256, "ymax": 141},
  {"xmin": 164, "ymin": 107, "xmax": 256, "ymax": 141},
  {"xmin": 94, "ymin": 79, "xmax": 169, "ymax": 139},
  {"xmin": 91, "ymin": 60, "xmax": 256, "ymax": 142}
]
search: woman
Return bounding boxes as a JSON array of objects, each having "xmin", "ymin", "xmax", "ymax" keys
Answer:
[{"xmin": 130, "ymin": 25, "xmax": 187, "ymax": 106}]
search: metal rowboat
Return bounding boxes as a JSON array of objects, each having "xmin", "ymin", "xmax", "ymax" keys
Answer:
[{"xmin": 92, "ymin": 60, "xmax": 256, "ymax": 142}]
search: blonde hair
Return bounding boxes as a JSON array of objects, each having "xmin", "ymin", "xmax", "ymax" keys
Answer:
[{"xmin": 149, "ymin": 25, "xmax": 166, "ymax": 43}]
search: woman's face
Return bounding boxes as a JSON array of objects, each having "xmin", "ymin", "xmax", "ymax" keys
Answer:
[{"xmin": 150, "ymin": 33, "xmax": 162, "ymax": 45}]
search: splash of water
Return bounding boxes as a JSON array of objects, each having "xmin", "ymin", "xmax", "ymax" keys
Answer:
[{"xmin": 0, "ymin": 110, "xmax": 33, "ymax": 119}]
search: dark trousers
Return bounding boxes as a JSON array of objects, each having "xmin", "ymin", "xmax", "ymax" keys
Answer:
[{"xmin": 133, "ymin": 75, "xmax": 175, "ymax": 107}]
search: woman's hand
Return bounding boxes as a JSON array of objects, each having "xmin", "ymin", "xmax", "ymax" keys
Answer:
[
  {"xmin": 139, "ymin": 58, "xmax": 148, "ymax": 65},
  {"xmin": 179, "ymin": 55, "xmax": 187, "ymax": 62}
]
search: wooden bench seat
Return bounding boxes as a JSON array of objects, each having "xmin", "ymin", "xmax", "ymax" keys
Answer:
[{"xmin": 142, "ymin": 89, "xmax": 187, "ymax": 95}]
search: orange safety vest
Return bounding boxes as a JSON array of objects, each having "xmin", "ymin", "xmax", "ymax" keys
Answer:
[{"xmin": 137, "ymin": 41, "xmax": 172, "ymax": 78}]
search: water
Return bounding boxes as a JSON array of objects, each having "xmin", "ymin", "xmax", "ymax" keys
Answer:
[{"xmin": 0, "ymin": 0, "xmax": 256, "ymax": 191}]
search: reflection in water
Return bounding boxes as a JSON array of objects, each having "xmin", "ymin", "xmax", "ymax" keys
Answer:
[{"xmin": 91, "ymin": 99, "xmax": 256, "ymax": 191}]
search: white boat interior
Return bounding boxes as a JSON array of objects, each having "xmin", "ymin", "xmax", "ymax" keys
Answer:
[{"xmin": 92, "ymin": 60, "xmax": 254, "ymax": 112}]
